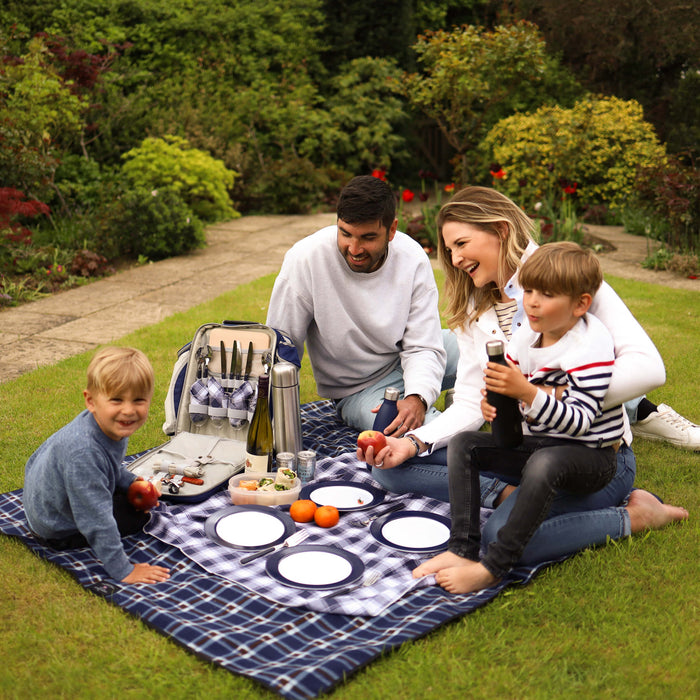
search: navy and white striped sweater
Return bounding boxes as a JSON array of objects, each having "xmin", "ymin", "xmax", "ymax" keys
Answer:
[{"xmin": 507, "ymin": 314, "xmax": 625, "ymax": 448}]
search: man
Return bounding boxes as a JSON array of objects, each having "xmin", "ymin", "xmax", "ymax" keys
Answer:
[{"xmin": 266, "ymin": 175, "xmax": 457, "ymax": 435}]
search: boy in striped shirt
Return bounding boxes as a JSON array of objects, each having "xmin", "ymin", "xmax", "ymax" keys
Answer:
[{"xmin": 415, "ymin": 242, "xmax": 624, "ymax": 594}]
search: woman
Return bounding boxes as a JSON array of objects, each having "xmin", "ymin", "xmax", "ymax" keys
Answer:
[{"xmin": 360, "ymin": 186, "xmax": 687, "ymax": 567}]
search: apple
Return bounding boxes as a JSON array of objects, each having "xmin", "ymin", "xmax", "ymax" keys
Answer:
[
  {"xmin": 357, "ymin": 429, "xmax": 387, "ymax": 455},
  {"xmin": 128, "ymin": 478, "xmax": 160, "ymax": 511}
]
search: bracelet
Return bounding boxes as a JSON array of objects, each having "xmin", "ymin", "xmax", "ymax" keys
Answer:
[{"xmin": 405, "ymin": 434, "xmax": 422, "ymax": 457}]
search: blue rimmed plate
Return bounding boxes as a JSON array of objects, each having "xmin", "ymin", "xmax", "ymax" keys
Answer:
[
  {"xmin": 265, "ymin": 544, "xmax": 365, "ymax": 590},
  {"xmin": 370, "ymin": 510, "xmax": 451, "ymax": 553},
  {"xmin": 299, "ymin": 480, "xmax": 385, "ymax": 512},
  {"xmin": 204, "ymin": 505, "xmax": 296, "ymax": 550}
]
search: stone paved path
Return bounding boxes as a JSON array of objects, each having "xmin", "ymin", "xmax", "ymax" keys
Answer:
[{"xmin": 0, "ymin": 216, "xmax": 696, "ymax": 384}]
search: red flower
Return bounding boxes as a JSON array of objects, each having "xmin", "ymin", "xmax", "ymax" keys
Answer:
[
  {"xmin": 371, "ymin": 168, "xmax": 387, "ymax": 181},
  {"xmin": 563, "ymin": 182, "xmax": 578, "ymax": 195},
  {"xmin": 490, "ymin": 167, "xmax": 506, "ymax": 179},
  {"xmin": 444, "ymin": 183, "xmax": 455, "ymax": 193},
  {"xmin": 401, "ymin": 189, "xmax": 415, "ymax": 203}
]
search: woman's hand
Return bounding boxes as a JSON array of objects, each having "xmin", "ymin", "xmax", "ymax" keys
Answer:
[
  {"xmin": 480, "ymin": 388, "xmax": 496, "ymax": 422},
  {"xmin": 356, "ymin": 435, "xmax": 419, "ymax": 470}
]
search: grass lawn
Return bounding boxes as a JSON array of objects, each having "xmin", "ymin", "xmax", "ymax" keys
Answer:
[{"xmin": 0, "ymin": 272, "xmax": 698, "ymax": 699}]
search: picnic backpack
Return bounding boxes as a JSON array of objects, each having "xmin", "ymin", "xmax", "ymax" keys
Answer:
[{"xmin": 127, "ymin": 321, "xmax": 300, "ymax": 503}]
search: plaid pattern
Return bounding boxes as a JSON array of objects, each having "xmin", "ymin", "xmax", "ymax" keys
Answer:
[
  {"xmin": 189, "ymin": 377, "xmax": 209, "ymax": 422},
  {"xmin": 145, "ymin": 452, "xmax": 494, "ymax": 617},
  {"xmin": 0, "ymin": 400, "xmax": 562, "ymax": 699}
]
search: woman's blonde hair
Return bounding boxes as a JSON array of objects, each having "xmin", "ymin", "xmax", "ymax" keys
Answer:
[
  {"xmin": 436, "ymin": 186, "xmax": 536, "ymax": 328},
  {"xmin": 86, "ymin": 346, "xmax": 154, "ymax": 398}
]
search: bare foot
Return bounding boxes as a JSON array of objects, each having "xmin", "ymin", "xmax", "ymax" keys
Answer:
[
  {"xmin": 626, "ymin": 489, "xmax": 688, "ymax": 533},
  {"xmin": 435, "ymin": 561, "xmax": 500, "ymax": 594},
  {"xmin": 412, "ymin": 551, "xmax": 474, "ymax": 578}
]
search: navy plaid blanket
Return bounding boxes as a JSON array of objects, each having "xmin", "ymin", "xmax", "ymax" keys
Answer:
[{"xmin": 0, "ymin": 400, "xmax": 557, "ymax": 699}]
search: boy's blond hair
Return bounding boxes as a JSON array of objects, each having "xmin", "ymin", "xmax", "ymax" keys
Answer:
[
  {"xmin": 86, "ymin": 347, "xmax": 154, "ymax": 398},
  {"xmin": 518, "ymin": 241, "xmax": 603, "ymax": 299}
]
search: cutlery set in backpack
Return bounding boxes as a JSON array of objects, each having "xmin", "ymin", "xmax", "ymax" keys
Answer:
[{"xmin": 127, "ymin": 321, "xmax": 300, "ymax": 503}]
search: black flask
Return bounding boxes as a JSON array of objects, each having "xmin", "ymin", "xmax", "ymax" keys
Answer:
[{"xmin": 485, "ymin": 340, "xmax": 523, "ymax": 448}]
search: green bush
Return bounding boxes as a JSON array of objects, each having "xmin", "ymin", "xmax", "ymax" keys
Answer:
[
  {"xmin": 97, "ymin": 187, "xmax": 205, "ymax": 261},
  {"xmin": 120, "ymin": 136, "xmax": 239, "ymax": 223},
  {"xmin": 481, "ymin": 96, "xmax": 667, "ymax": 211},
  {"xmin": 633, "ymin": 157, "xmax": 700, "ymax": 253}
]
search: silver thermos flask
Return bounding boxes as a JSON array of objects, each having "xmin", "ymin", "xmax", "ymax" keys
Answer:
[{"xmin": 270, "ymin": 361, "xmax": 303, "ymax": 455}]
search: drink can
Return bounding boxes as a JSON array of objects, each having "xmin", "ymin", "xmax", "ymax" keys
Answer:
[
  {"xmin": 275, "ymin": 452, "xmax": 296, "ymax": 473},
  {"xmin": 296, "ymin": 450, "xmax": 316, "ymax": 484}
]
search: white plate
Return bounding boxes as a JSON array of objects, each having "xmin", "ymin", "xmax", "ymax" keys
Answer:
[
  {"xmin": 204, "ymin": 505, "xmax": 295, "ymax": 550},
  {"xmin": 370, "ymin": 510, "xmax": 451, "ymax": 553},
  {"xmin": 266, "ymin": 545, "xmax": 365, "ymax": 590},
  {"xmin": 300, "ymin": 480, "xmax": 385, "ymax": 511}
]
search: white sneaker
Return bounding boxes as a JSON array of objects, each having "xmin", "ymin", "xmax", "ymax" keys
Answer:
[{"xmin": 632, "ymin": 403, "xmax": 700, "ymax": 451}]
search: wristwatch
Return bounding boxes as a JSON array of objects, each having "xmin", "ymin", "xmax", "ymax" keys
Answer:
[{"xmin": 407, "ymin": 394, "xmax": 428, "ymax": 410}]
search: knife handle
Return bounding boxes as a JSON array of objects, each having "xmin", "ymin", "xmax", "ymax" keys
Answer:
[{"xmin": 240, "ymin": 546, "xmax": 275, "ymax": 565}]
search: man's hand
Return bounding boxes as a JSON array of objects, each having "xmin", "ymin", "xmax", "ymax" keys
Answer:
[
  {"xmin": 122, "ymin": 562, "xmax": 170, "ymax": 584},
  {"xmin": 380, "ymin": 394, "xmax": 426, "ymax": 436}
]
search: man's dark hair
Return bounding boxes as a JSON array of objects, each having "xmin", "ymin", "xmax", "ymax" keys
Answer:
[{"xmin": 336, "ymin": 175, "xmax": 396, "ymax": 232}]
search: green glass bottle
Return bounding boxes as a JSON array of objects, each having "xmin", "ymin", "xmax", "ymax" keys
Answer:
[{"xmin": 244, "ymin": 374, "xmax": 273, "ymax": 473}]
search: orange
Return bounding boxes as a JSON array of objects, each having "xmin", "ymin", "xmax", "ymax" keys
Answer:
[
  {"xmin": 289, "ymin": 499, "xmax": 317, "ymax": 523},
  {"xmin": 314, "ymin": 505, "xmax": 340, "ymax": 528}
]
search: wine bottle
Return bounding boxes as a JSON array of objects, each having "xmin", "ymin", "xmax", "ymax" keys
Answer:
[
  {"xmin": 245, "ymin": 374, "xmax": 274, "ymax": 473},
  {"xmin": 485, "ymin": 341, "xmax": 523, "ymax": 448},
  {"xmin": 372, "ymin": 387, "xmax": 400, "ymax": 433}
]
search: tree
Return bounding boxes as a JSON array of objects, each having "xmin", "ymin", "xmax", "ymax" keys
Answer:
[
  {"xmin": 507, "ymin": 0, "xmax": 700, "ymax": 156},
  {"xmin": 403, "ymin": 21, "xmax": 582, "ymax": 183}
]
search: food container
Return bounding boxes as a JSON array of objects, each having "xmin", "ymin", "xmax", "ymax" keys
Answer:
[{"xmin": 228, "ymin": 472, "xmax": 301, "ymax": 506}]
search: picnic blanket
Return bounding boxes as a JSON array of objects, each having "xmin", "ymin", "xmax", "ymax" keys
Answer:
[
  {"xmin": 145, "ymin": 452, "xmax": 494, "ymax": 617},
  {"xmin": 0, "ymin": 400, "xmax": 560, "ymax": 699}
]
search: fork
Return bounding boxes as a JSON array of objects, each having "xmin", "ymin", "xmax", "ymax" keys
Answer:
[
  {"xmin": 239, "ymin": 529, "xmax": 308, "ymax": 565},
  {"xmin": 322, "ymin": 569, "xmax": 381, "ymax": 598},
  {"xmin": 349, "ymin": 501, "xmax": 406, "ymax": 527}
]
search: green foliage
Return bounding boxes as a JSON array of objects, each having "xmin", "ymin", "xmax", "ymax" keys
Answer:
[
  {"xmin": 97, "ymin": 186, "xmax": 205, "ymax": 261},
  {"xmin": 324, "ymin": 57, "xmax": 409, "ymax": 174},
  {"xmin": 120, "ymin": 136, "xmax": 238, "ymax": 223},
  {"xmin": 403, "ymin": 21, "xmax": 583, "ymax": 183},
  {"xmin": 667, "ymin": 67, "xmax": 700, "ymax": 159},
  {"xmin": 0, "ymin": 33, "xmax": 86, "ymax": 198},
  {"xmin": 482, "ymin": 96, "xmax": 667, "ymax": 210},
  {"xmin": 633, "ymin": 157, "xmax": 700, "ymax": 253},
  {"xmin": 511, "ymin": 0, "xmax": 700, "ymax": 159}
]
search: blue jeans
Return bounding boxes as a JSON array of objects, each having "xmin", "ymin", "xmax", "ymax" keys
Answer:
[
  {"xmin": 373, "ymin": 441, "xmax": 635, "ymax": 567},
  {"xmin": 371, "ymin": 447, "xmax": 507, "ymax": 506},
  {"xmin": 335, "ymin": 329, "xmax": 459, "ymax": 432},
  {"xmin": 482, "ymin": 443, "xmax": 635, "ymax": 567},
  {"xmin": 447, "ymin": 431, "xmax": 619, "ymax": 579}
]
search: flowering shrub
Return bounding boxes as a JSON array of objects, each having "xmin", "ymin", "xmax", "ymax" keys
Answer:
[{"xmin": 481, "ymin": 96, "xmax": 666, "ymax": 211}]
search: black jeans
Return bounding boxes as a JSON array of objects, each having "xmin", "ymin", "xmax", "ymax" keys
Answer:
[
  {"xmin": 446, "ymin": 430, "xmax": 618, "ymax": 579},
  {"xmin": 35, "ymin": 490, "xmax": 148, "ymax": 550}
]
